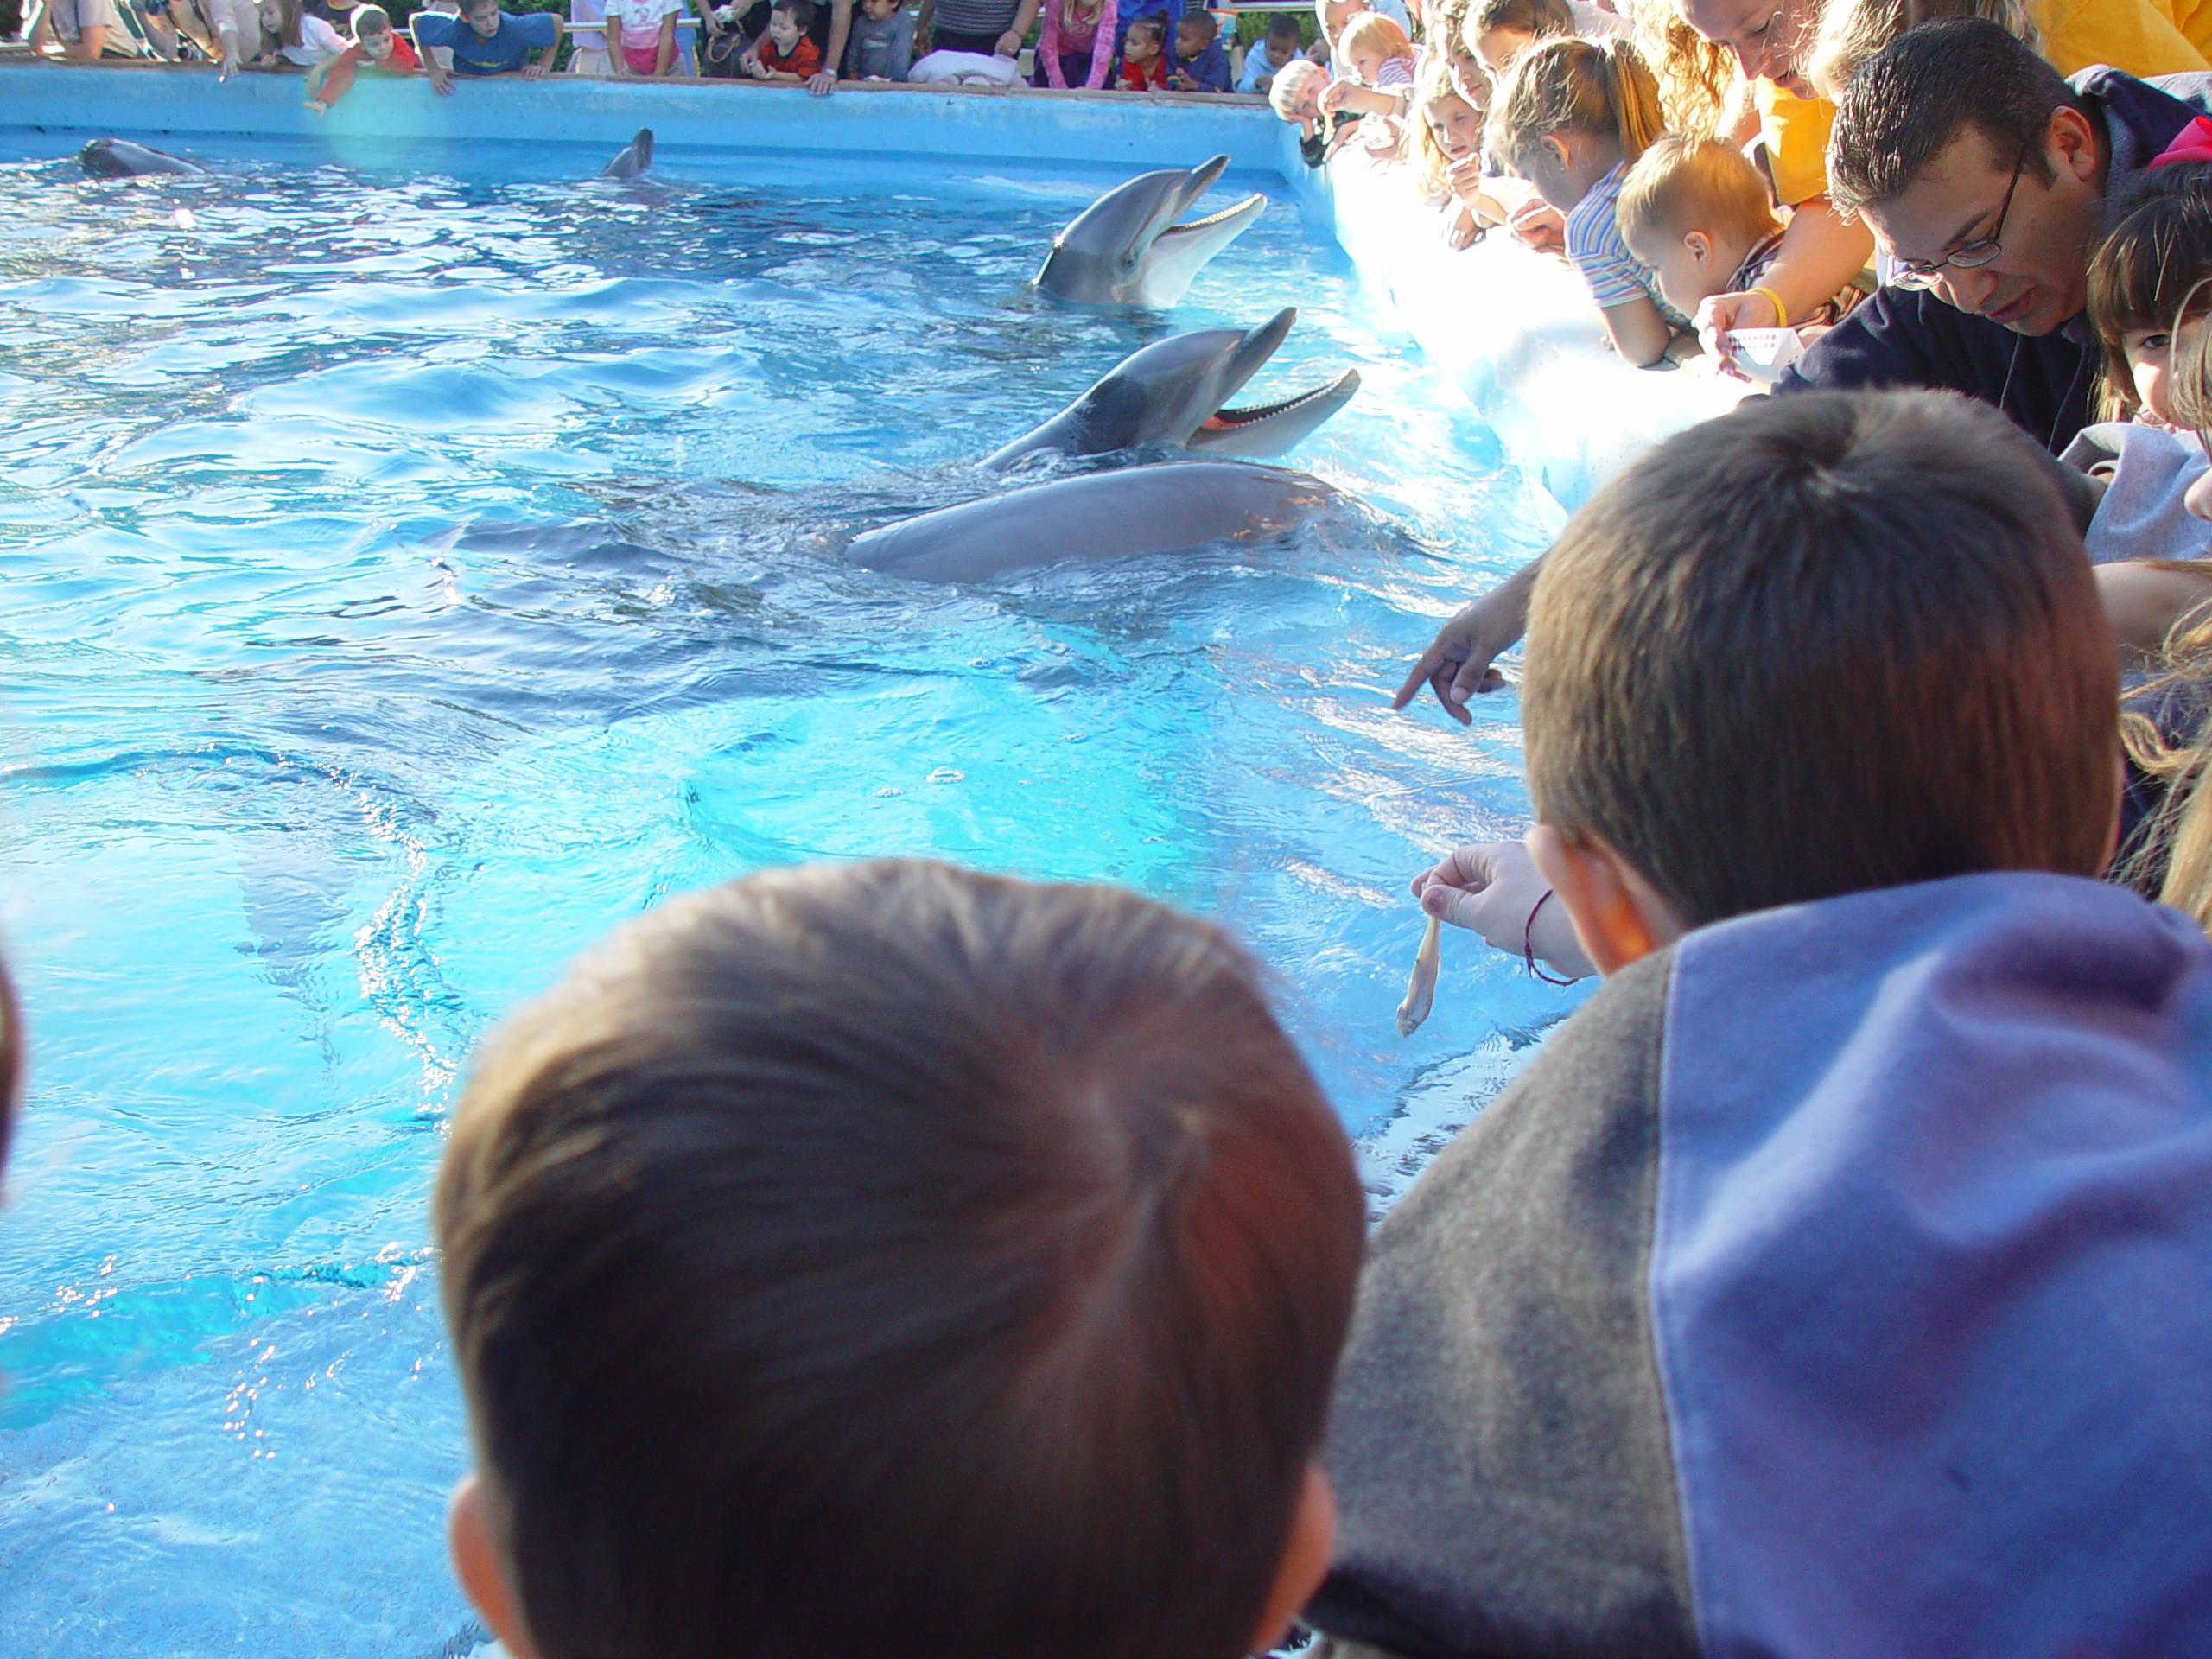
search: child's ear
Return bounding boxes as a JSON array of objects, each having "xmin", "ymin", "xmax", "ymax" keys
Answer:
[
  {"xmin": 449, "ymin": 1474, "xmax": 541, "ymax": 1659},
  {"xmin": 1540, "ymin": 132, "xmax": 1570, "ymax": 169},
  {"xmin": 1251, "ymin": 1464, "xmax": 1335, "ymax": 1654},
  {"xmin": 1525, "ymin": 825, "xmax": 1682, "ymax": 976},
  {"xmin": 1684, "ymin": 229, "xmax": 1713, "ymax": 266}
]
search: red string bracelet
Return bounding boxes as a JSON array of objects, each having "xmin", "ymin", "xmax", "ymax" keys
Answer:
[{"xmin": 1522, "ymin": 889, "xmax": 1578, "ymax": 985}]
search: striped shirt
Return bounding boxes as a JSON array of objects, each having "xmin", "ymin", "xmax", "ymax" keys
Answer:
[{"xmin": 1563, "ymin": 161, "xmax": 1690, "ymax": 327}]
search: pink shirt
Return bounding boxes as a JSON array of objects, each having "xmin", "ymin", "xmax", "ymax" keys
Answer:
[{"xmin": 1037, "ymin": 0, "xmax": 1114, "ymax": 86}]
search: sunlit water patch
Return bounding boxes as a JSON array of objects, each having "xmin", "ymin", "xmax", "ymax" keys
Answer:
[{"xmin": 0, "ymin": 133, "xmax": 1570, "ymax": 1655}]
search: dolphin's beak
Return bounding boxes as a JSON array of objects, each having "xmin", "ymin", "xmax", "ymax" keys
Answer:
[
  {"xmin": 1188, "ymin": 369, "xmax": 1363, "ymax": 457},
  {"xmin": 1141, "ymin": 154, "xmax": 1265, "ymax": 268}
]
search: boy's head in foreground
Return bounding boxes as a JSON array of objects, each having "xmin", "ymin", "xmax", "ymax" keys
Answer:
[
  {"xmin": 1522, "ymin": 390, "xmax": 2116, "ymax": 972},
  {"xmin": 1261, "ymin": 10, "xmax": 1300, "ymax": 69},
  {"xmin": 435, "ymin": 858, "xmax": 1364, "ymax": 1659},
  {"xmin": 1616, "ymin": 134, "xmax": 1783, "ymax": 317}
]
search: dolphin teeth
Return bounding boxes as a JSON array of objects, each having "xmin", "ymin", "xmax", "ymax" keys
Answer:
[
  {"xmin": 1159, "ymin": 195, "xmax": 1265, "ymax": 237},
  {"xmin": 1210, "ymin": 382, "xmax": 1344, "ymax": 426}
]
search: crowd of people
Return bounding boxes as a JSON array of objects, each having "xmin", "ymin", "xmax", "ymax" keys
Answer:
[
  {"xmin": 13, "ymin": 0, "xmax": 2212, "ymax": 1651},
  {"xmin": 14, "ymin": 0, "xmax": 1346, "ymax": 97}
]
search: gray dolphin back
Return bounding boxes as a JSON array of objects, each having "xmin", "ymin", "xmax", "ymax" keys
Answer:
[
  {"xmin": 79, "ymin": 138, "xmax": 203, "ymax": 178},
  {"xmin": 845, "ymin": 461, "xmax": 1338, "ymax": 584}
]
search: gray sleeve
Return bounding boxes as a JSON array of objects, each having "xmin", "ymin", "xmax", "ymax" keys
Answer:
[
  {"xmin": 887, "ymin": 9, "xmax": 911, "ymax": 76},
  {"xmin": 1306, "ymin": 949, "xmax": 1699, "ymax": 1659}
]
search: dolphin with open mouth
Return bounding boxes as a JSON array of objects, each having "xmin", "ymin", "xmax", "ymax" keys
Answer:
[
  {"xmin": 1035, "ymin": 155, "xmax": 1267, "ymax": 308},
  {"xmin": 985, "ymin": 308, "xmax": 1359, "ymax": 468}
]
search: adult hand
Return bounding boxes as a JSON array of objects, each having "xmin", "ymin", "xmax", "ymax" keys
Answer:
[
  {"xmin": 429, "ymin": 64, "xmax": 454, "ymax": 92},
  {"xmin": 805, "ymin": 67, "xmax": 835, "ymax": 91},
  {"xmin": 993, "ymin": 25, "xmax": 1020, "ymax": 53},
  {"xmin": 1505, "ymin": 198, "xmax": 1565, "ymax": 256},
  {"xmin": 1318, "ymin": 77, "xmax": 1349, "ymax": 113},
  {"xmin": 1444, "ymin": 205, "xmax": 1479, "ymax": 251},
  {"xmin": 1411, "ymin": 841, "xmax": 1592, "ymax": 980},
  {"xmin": 1393, "ymin": 596, "xmax": 1517, "ymax": 723},
  {"xmin": 217, "ymin": 47, "xmax": 241, "ymax": 78},
  {"xmin": 1694, "ymin": 287, "xmax": 1780, "ymax": 375}
]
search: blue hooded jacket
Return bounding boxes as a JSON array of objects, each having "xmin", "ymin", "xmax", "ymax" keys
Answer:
[{"xmin": 1311, "ymin": 872, "xmax": 2212, "ymax": 1656}]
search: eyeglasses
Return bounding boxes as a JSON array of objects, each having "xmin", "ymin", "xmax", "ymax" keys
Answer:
[{"xmin": 1890, "ymin": 143, "xmax": 2033, "ymax": 290}]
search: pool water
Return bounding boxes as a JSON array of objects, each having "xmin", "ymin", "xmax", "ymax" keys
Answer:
[{"xmin": 0, "ymin": 132, "xmax": 1567, "ymax": 1654}]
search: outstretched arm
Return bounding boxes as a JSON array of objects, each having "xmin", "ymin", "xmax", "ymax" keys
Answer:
[
  {"xmin": 808, "ymin": 0, "xmax": 849, "ymax": 90},
  {"xmin": 1392, "ymin": 554, "xmax": 1544, "ymax": 723},
  {"xmin": 1410, "ymin": 840, "xmax": 1592, "ymax": 981}
]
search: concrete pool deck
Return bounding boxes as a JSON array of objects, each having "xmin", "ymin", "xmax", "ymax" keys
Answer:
[{"xmin": 1, "ymin": 58, "xmax": 1736, "ymax": 510}]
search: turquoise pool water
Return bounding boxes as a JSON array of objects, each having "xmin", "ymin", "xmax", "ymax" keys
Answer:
[{"xmin": 0, "ymin": 131, "xmax": 1561, "ymax": 1653}]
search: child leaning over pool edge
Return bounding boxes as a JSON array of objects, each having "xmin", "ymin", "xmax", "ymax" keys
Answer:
[
  {"xmin": 413, "ymin": 0, "xmax": 561, "ymax": 91},
  {"xmin": 1309, "ymin": 389, "xmax": 2212, "ymax": 1658},
  {"xmin": 303, "ymin": 2, "xmax": 418, "ymax": 107},
  {"xmin": 434, "ymin": 859, "xmax": 1363, "ymax": 1659}
]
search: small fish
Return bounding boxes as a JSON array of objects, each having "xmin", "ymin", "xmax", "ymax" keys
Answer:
[{"xmin": 1395, "ymin": 913, "xmax": 1441, "ymax": 1038}]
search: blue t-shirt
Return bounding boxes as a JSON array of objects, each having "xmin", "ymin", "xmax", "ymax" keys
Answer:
[{"xmin": 416, "ymin": 8, "xmax": 560, "ymax": 73}]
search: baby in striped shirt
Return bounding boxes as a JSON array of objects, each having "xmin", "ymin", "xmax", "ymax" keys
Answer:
[{"xmin": 1319, "ymin": 10, "xmax": 1414, "ymax": 121}]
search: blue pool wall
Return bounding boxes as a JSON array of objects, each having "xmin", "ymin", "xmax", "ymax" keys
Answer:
[{"xmin": 0, "ymin": 61, "xmax": 1732, "ymax": 512}]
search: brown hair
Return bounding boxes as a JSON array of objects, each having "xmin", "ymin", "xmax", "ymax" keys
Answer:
[
  {"xmin": 1807, "ymin": 0, "xmax": 2040, "ymax": 101},
  {"xmin": 1467, "ymin": 0, "xmax": 1569, "ymax": 41},
  {"xmin": 2088, "ymin": 168, "xmax": 2212, "ymax": 421},
  {"xmin": 1616, "ymin": 132, "xmax": 1782, "ymax": 250},
  {"xmin": 1523, "ymin": 391, "xmax": 2118, "ymax": 928},
  {"xmin": 435, "ymin": 858, "xmax": 1364, "ymax": 1659},
  {"xmin": 353, "ymin": 3, "xmax": 390, "ymax": 30},
  {"xmin": 1827, "ymin": 17, "xmax": 2085, "ymax": 219},
  {"xmin": 1635, "ymin": 3, "xmax": 1737, "ymax": 137},
  {"xmin": 1486, "ymin": 35, "xmax": 1662, "ymax": 176}
]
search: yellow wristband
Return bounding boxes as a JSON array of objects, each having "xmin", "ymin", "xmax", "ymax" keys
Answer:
[{"xmin": 1750, "ymin": 285, "xmax": 1790, "ymax": 327}]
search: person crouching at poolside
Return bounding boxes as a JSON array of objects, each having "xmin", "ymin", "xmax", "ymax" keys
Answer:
[
  {"xmin": 1309, "ymin": 389, "xmax": 2212, "ymax": 1658},
  {"xmin": 303, "ymin": 2, "xmax": 419, "ymax": 106},
  {"xmin": 435, "ymin": 858, "xmax": 1364, "ymax": 1659},
  {"xmin": 1271, "ymin": 55, "xmax": 1350, "ymax": 162},
  {"xmin": 1118, "ymin": 13, "xmax": 1168, "ymax": 86},
  {"xmin": 1487, "ymin": 36, "xmax": 1691, "ymax": 367},
  {"xmin": 253, "ymin": 0, "xmax": 345, "ymax": 65},
  {"xmin": 843, "ymin": 0, "xmax": 913, "ymax": 75},
  {"xmin": 1617, "ymin": 133, "xmax": 1861, "ymax": 377},
  {"xmin": 747, "ymin": 0, "xmax": 823, "ymax": 77},
  {"xmin": 1318, "ymin": 7, "xmax": 1410, "ymax": 120},
  {"xmin": 414, "ymin": 0, "xmax": 561, "ymax": 90},
  {"xmin": 1168, "ymin": 6, "xmax": 1230, "ymax": 89},
  {"xmin": 1410, "ymin": 54, "xmax": 1509, "ymax": 247},
  {"xmin": 1238, "ymin": 10, "xmax": 1300, "ymax": 93},
  {"xmin": 1031, "ymin": 0, "xmax": 1114, "ymax": 87}
]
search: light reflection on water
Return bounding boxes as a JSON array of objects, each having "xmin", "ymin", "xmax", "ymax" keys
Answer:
[{"xmin": 0, "ymin": 135, "xmax": 1565, "ymax": 1654}]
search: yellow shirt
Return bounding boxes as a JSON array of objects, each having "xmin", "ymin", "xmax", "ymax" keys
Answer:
[
  {"xmin": 2046, "ymin": 0, "xmax": 2208, "ymax": 75},
  {"xmin": 1755, "ymin": 79, "xmax": 1834, "ymax": 208}
]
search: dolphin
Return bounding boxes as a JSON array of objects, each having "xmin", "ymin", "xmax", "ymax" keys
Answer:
[
  {"xmin": 599, "ymin": 128, "xmax": 654, "ymax": 180},
  {"xmin": 79, "ymin": 138, "xmax": 205, "ymax": 178},
  {"xmin": 1035, "ymin": 155, "xmax": 1266, "ymax": 308},
  {"xmin": 983, "ymin": 308, "xmax": 1360, "ymax": 469},
  {"xmin": 845, "ymin": 460, "xmax": 1339, "ymax": 584}
]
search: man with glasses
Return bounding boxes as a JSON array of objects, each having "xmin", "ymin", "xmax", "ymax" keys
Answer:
[
  {"xmin": 1390, "ymin": 18, "xmax": 2212, "ymax": 724},
  {"xmin": 1785, "ymin": 18, "xmax": 2212, "ymax": 455}
]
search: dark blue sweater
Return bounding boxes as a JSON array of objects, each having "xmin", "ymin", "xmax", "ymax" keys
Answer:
[{"xmin": 1777, "ymin": 67, "xmax": 2212, "ymax": 453}]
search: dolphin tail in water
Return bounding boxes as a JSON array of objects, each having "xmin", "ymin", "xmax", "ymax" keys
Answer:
[
  {"xmin": 1035, "ymin": 155, "xmax": 1266, "ymax": 309},
  {"xmin": 78, "ymin": 138, "xmax": 205, "ymax": 178},
  {"xmin": 600, "ymin": 128, "xmax": 654, "ymax": 180},
  {"xmin": 845, "ymin": 460, "xmax": 1339, "ymax": 584}
]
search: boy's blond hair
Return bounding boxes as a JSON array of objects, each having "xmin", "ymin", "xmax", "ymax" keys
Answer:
[
  {"xmin": 1338, "ymin": 8, "xmax": 1411, "ymax": 66},
  {"xmin": 1615, "ymin": 133, "xmax": 1780, "ymax": 251},
  {"xmin": 1270, "ymin": 54, "xmax": 1325, "ymax": 116}
]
